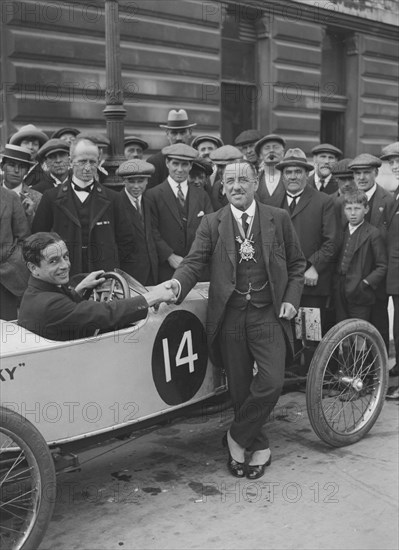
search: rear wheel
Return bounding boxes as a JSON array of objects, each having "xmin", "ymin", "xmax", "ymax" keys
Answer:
[
  {"xmin": 0, "ymin": 407, "xmax": 56, "ymax": 550},
  {"xmin": 306, "ymin": 319, "xmax": 388, "ymax": 447}
]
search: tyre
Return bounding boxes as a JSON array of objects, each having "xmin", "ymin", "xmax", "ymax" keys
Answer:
[
  {"xmin": 0, "ymin": 406, "xmax": 56, "ymax": 550},
  {"xmin": 306, "ymin": 319, "xmax": 388, "ymax": 447}
]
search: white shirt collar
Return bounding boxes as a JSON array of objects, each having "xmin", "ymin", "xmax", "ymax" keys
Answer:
[
  {"xmin": 72, "ymin": 175, "xmax": 94, "ymax": 188},
  {"xmin": 50, "ymin": 172, "xmax": 68, "ymax": 186},
  {"xmin": 315, "ymin": 172, "xmax": 332, "ymax": 190},
  {"xmin": 168, "ymin": 176, "xmax": 188, "ymax": 197},
  {"xmin": 230, "ymin": 200, "xmax": 256, "ymax": 223},
  {"xmin": 365, "ymin": 183, "xmax": 377, "ymax": 200},
  {"xmin": 125, "ymin": 188, "xmax": 142, "ymax": 208},
  {"xmin": 6, "ymin": 183, "xmax": 23, "ymax": 195},
  {"xmin": 349, "ymin": 220, "xmax": 364, "ymax": 234}
]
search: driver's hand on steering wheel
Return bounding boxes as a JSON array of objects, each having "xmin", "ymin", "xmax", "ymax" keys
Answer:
[{"xmin": 75, "ymin": 270, "xmax": 106, "ymax": 296}]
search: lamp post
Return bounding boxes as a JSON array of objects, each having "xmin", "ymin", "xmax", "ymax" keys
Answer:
[{"xmin": 103, "ymin": 0, "xmax": 126, "ymax": 187}]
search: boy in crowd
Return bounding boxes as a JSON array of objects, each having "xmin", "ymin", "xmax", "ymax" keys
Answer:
[{"xmin": 335, "ymin": 190, "xmax": 387, "ymax": 323}]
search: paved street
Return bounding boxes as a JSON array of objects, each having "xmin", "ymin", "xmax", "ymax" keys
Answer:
[{"xmin": 41, "ymin": 381, "xmax": 398, "ymax": 550}]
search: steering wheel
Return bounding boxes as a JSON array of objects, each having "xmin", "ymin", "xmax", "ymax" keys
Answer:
[{"xmin": 89, "ymin": 271, "xmax": 130, "ymax": 303}]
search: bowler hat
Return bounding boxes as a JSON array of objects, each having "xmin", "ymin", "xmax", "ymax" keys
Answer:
[
  {"xmin": 124, "ymin": 136, "xmax": 149, "ymax": 150},
  {"xmin": 234, "ymin": 129, "xmax": 262, "ymax": 147},
  {"xmin": 191, "ymin": 134, "xmax": 224, "ymax": 149},
  {"xmin": 160, "ymin": 109, "xmax": 197, "ymax": 130},
  {"xmin": 311, "ymin": 143, "xmax": 343, "ymax": 158},
  {"xmin": 117, "ymin": 159, "xmax": 155, "ymax": 178},
  {"xmin": 9, "ymin": 124, "xmax": 48, "ymax": 147},
  {"xmin": 331, "ymin": 158, "xmax": 354, "ymax": 178},
  {"xmin": 37, "ymin": 139, "xmax": 70, "ymax": 162},
  {"xmin": 380, "ymin": 142, "xmax": 399, "ymax": 160},
  {"xmin": 254, "ymin": 134, "xmax": 286, "ymax": 156},
  {"xmin": 191, "ymin": 157, "xmax": 214, "ymax": 177},
  {"xmin": 348, "ymin": 154, "xmax": 382, "ymax": 170},
  {"xmin": 162, "ymin": 143, "xmax": 198, "ymax": 160},
  {"xmin": 276, "ymin": 148, "xmax": 314, "ymax": 171},
  {"xmin": 51, "ymin": 127, "xmax": 80, "ymax": 140},
  {"xmin": 0, "ymin": 144, "xmax": 34, "ymax": 165},
  {"xmin": 209, "ymin": 145, "xmax": 243, "ymax": 165}
]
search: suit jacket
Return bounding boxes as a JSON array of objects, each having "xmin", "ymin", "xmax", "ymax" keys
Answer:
[
  {"xmin": 256, "ymin": 172, "xmax": 286, "ymax": 207},
  {"xmin": 32, "ymin": 170, "xmax": 72, "ymax": 194},
  {"xmin": 307, "ymin": 173, "xmax": 339, "ymax": 195},
  {"xmin": 205, "ymin": 177, "xmax": 228, "ymax": 211},
  {"xmin": 146, "ymin": 179, "xmax": 213, "ymax": 281},
  {"xmin": 116, "ymin": 190, "xmax": 158, "ymax": 285},
  {"xmin": 174, "ymin": 202, "xmax": 306, "ymax": 365},
  {"xmin": 32, "ymin": 178, "xmax": 135, "ymax": 276},
  {"xmin": 146, "ymin": 150, "xmax": 168, "ymax": 189},
  {"xmin": 280, "ymin": 184, "xmax": 337, "ymax": 296},
  {"xmin": 18, "ymin": 276, "xmax": 149, "ymax": 341},
  {"xmin": 387, "ymin": 206, "xmax": 399, "ymax": 295},
  {"xmin": 337, "ymin": 222, "xmax": 387, "ymax": 305},
  {"xmin": 367, "ymin": 184, "xmax": 395, "ymax": 239},
  {"xmin": 0, "ymin": 187, "xmax": 31, "ymax": 297}
]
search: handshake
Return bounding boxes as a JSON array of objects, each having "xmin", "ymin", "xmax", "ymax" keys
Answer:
[{"xmin": 145, "ymin": 280, "xmax": 180, "ymax": 308}]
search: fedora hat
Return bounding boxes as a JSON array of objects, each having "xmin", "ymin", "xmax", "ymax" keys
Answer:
[
  {"xmin": 9, "ymin": 124, "xmax": 48, "ymax": 147},
  {"xmin": 0, "ymin": 144, "xmax": 34, "ymax": 165},
  {"xmin": 160, "ymin": 109, "xmax": 197, "ymax": 130},
  {"xmin": 276, "ymin": 148, "xmax": 314, "ymax": 171},
  {"xmin": 380, "ymin": 142, "xmax": 399, "ymax": 160}
]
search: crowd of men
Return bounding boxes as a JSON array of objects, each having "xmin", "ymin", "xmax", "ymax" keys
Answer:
[{"xmin": 1, "ymin": 109, "xmax": 398, "ymax": 403}]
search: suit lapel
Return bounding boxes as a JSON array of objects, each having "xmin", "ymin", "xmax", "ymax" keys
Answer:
[
  {"xmin": 291, "ymin": 185, "xmax": 312, "ymax": 218},
  {"xmin": 217, "ymin": 206, "xmax": 236, "ymax": 270},
  {"xmin": 258, "ymin": 204, "xmax": 274, "ymax": 274},
  {"xmin": 89, "ymin": 185, "xmax": 112, "ymax": 230},
  {"xmin": 350, "ymin": 223, "xmax": 370, "ymax": 255},
  {"xmin": 161, "ymin": 181, "xmax": 182, "ymax": 225},
  {"xmin": 55, "ymin": 183, "xmax": 81, "ymax": 227}
]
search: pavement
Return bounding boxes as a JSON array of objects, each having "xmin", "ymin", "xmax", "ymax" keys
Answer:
[{"xmin": 41, "ymin": 376, "xmax": 398, "ymax": 550}]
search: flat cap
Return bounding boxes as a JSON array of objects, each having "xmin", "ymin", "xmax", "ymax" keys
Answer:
[
  {"xmin": 255, "ymin": 134, "xmax": 286, "ymax": 156},
  {"xmin": 117, "ymin": 159, "xmax": 155, "ymax": 178},
  {"xmin": 191, "ymin": 157, "xmax": 214, "ymax": 177},
  {"xmin": 276, "ymin": 148, "xmax": 314, "ymax": 171},
  {"xmin": 124, "ymin": 136, "xmax": 149, "ymax": 150},
  {"xmin": 234, "ymin": 129, "xmax": 262, "ymax": 147},
  {"xmin": 209, "ymin": 145, "xmax": 243, "ymax": 165},
  {"xmin": 191, "ymin": 134, "xmax": 224, "ymax": 149},
  {"xmin": 162, "ymin": 143, "xmax": 198, "ymax": 160},
  {"xmin": 348, "ymin": 154, "xmax": 382, "ymax": 170},
  {"xmin": 311, "ymin": 143, "xmax": 343, "ymax": 157},
  {"xmin": 9, "ymin": 124, "xmax": 48, "ymax": 146},
  {"xmin": 331, "ymin": 158, "xmax": 354, "ymax": 178},
  {"xmin": 1, "ymin": 144, "xmax": 34, "ymax": 165},
  {"xmin": 51, "ymin": 127, "xmax": 80, "ymax": 139},
  {"xmin": 380, "ymin": 142, "xmax": 399, "ymax": 160},
  {"xmin": 37, "ymin": 138, "xmax": 70, "ymax": 162},
  {"xmin": 76, "ymin": 132, "xmax": 110, "ymax": 146}
]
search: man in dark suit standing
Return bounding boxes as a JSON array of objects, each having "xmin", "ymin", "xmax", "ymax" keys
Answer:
[
  {"xmin": 307, "ymin": 143, "xmax": 342, "ymax": 195},
  {"xmin": 116, "ymin": 159, "xmax": 159, "ymax": 285},
  {"xmin": 276, "ymin": 149, "xmax": 337, "ymax": 363},
  {"xmin": 146, "ymin": 143, "xmax": 213, "ymax": 282},
  {"xmin": 255, "ymin": 134, "xmax": 286, "ymax": 207},
  {"xmin": 147, "ymin": 109, "xmax": 197, "ymax": 189},
  {"xmin": 348, "ymin": 154, "xmax": 395, "ymax": 353},
  {"xmin": 170, "ymin": 161, "xmax": 305, "ymax": 479},
  {"xmin": 32, "ymin": 138, "xmax": 134, "ymax": 277}
]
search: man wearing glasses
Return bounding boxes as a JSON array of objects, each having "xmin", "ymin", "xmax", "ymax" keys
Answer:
[{"xmin": 32, "ymin": 138, "xmax": 134, "ymax": 276}]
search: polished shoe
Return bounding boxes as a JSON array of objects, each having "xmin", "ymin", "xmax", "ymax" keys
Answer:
[
  {"xmin": 389, "ymin": 364, "xmax": 399, "ymax": 377},
  {"xmin": 246, "ymin": 449, "xmax": 272, "ymax": 480},
  {"xmin": 386, "ymin": 385, "xmax": 399, "ymax": 400},
  {"xmin": 222, "ymin": 432, "xmax": 246, "ymax": 478}
]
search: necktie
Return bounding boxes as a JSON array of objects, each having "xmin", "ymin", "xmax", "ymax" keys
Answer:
[
  {"xmin": 73, "ymin": 183, "xmax": 93, "ymax": 193},
  {"xmin": 177, "ymin": 183, "xmax": 185, "ymax": 209},
  {"xmin": 319, "ymin": 177, "xmax": 326, "ymax": 190},
  {"xmin": 241, "ymin": 212, "xmax": 249, "ymax": 235},
  {"xmin": 134, "ymin": 198, "xmax": 142, "ymax": 217},
  {"xmin": 287, "ymin": 194, "xmax": 297, "ymax": 214}
]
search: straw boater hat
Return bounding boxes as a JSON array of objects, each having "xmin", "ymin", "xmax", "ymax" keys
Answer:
[
  {"xmin": 9, "ymin": 124, "xmax": 48, "ymax": 147},
  {"xmin": 160, "ymin": 109, "xmax": 197, "ymax": 130},
  {"xmin": 117, "ymin": 159, "xmax": 155, "ymax": 178},
  {"xmin": 276, "ymin": 148, "xmax": 314, "ymax": 171},
  {"xmin": 191, "ymin": 134, "xmax": 224, "ymax": 149},
  {"xmin": 380, "ymin": 142, "xmax": 399, "ymax": 160},
  {"xmin": 124, "ymin": 136, "xmax": 149, "ymax": 150},
  {"xmin": 0, "ymin": 144, "xmax": 34, "ymax": 165}
]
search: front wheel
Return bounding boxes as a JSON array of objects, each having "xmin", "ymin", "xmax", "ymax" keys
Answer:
[
  {"xmin": 306, "ymin": 319, "xmax": 388, "ymax": 447},
  {"xmin": 0, "ymin": 406, "xmax": 56, "ymax": 550}
]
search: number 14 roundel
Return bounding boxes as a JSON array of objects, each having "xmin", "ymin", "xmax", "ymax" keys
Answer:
[{"xmin": 151, "ymin": 311, "xmax": 208, "ymax": 405}]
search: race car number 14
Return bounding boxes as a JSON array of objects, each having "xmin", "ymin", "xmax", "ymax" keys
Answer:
[{"xmin": 152, "ymin": 311, "xmax": 208, "ymax": 405}]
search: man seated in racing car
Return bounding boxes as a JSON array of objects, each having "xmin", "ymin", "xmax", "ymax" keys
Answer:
[{"xmin": 18, "ymin": 232, "xmax": 176, "ymax": 341}]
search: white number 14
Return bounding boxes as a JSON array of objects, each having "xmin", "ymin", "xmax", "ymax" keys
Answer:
[{"xmin": 162, "ymin": 330, "xmax": 198, "ymax": 382}]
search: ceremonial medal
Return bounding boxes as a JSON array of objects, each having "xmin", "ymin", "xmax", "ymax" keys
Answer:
[{"xmin": 236, "ymin": 235, "xmax": 257, "ymax": 263}]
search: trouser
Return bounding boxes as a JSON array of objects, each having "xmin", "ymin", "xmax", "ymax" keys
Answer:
[
  {"xmin": 219, "ymin": 302, "xmax": 285, "ymax": 451},
  {"xmin": 393, "ymin": 295, "xmax": 399, "ymax": 366},
  {"xmin": 371, "ymin": 294, "xmax": 390, "ymax": 353},
  {"xmin": 335, "ymin": 276, "xmax": 372, "ymax": 322}
]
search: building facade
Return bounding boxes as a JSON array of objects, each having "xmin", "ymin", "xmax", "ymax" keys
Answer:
[{"xmin": 1, "ymin": 0, "xmax": 398, "ymax": 156}]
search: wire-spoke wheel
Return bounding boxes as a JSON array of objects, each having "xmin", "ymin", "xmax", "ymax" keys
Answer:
[
  {"xmin": 306, "ymin": 319, "xmax": 388, "ymax": 447},
  {"xmin": 0, "ymin": 407, "xmax": 56, "ymax": 550}
]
